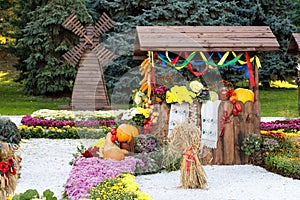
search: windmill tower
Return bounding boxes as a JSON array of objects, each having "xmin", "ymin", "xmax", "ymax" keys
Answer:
[{"xmin": 62, "ymin": 13, "xmax": 115, "ymax": 110}]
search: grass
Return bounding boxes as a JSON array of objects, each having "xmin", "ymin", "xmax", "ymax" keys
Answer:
[
  {"xmin": 0, "ymin": 61, "xmax": 299, "ymax": 117},
  {"xmin": 260, "ymin": 88, "xmax": 298, "ymax": 118},
  {"xmin": 0, "ymin": 71, "xmax": 70, "ymax": 115}
]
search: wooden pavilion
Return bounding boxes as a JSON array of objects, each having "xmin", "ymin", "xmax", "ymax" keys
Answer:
[
  {"xmin": 287, "ymin": 33, "xmax": 300, "ymax": 116},
  {"xmin": 287, "ymin": 33, "xmax": 300, "ymax": 56},
  {"xmin": 134, "ymin": 26, "xmax": 280, "ymax": 165}
]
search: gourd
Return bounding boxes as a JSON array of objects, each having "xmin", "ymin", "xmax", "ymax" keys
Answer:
[
  {"xmin": 103, "ymin": 133, "xmax": 127, "ymax": 161},
  {"xmin": 116, "ymin": 124, "xmax": 139, "ymax": 143},
  {"xmin": 234, "ymin": 88, "xmax": 254, "ymax": 103}
]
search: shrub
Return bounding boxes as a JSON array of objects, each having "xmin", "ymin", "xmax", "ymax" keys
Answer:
[
  {"xmin": 241, "ymin": 133, "xmax": 264, "ymax": 164},
  {"xmin": 0, "ymin": 117, "xmax": 21, "ymax": 144},
  {"xmin": 12, "ymin": 189, "xmax": 58, "ymax": 200},
  {"xmin": 264, "ymin": 151, "xmax": 300, "ymax": 179},
  {"xmin": 134, "ymin": 134, "xmax": 158, "ymax": 153}
]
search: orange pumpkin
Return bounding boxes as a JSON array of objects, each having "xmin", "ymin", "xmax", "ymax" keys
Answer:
[
  {"xmin": 116, "ymin": 124, "xmax": 139, "ymax": 143},
  {"xmin": 234, "ymin": 88, "xmax": 254, "ymax": 103}
]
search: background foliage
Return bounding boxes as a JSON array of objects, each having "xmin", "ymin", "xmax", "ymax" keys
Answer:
[{"xmin": 1, "ymin": 0, "xmax": 299, "ymax": 95}]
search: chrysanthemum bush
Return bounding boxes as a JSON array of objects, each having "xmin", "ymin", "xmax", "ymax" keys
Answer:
[
  {"xmin": 64, "ymin": 157, "xmax": 144, "ymax": 200},
  {"xmin": 18, "ymin": 109, "xmax": 120, "ymax": 139},
  {"xmin": 18, "ymin": 125, "xmax": 110, "ymax": 139},
  {"xmin": 88, "ymin": 173, "xmax": 152, "ymax": 200},
  {"xmin": 242, "ymin": 125, "xmax": 300, "ymax": 179},
  {"xmin": 30, "ymin": 109, "xmax": 122, "ymax": 120},
  {"xmin": 260, "ymin": 118, "xmax": 300, "ymax": 141}
]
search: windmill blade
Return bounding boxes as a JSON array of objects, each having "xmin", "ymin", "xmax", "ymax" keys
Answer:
[
  {"xmin": 93, "ymin": 12, "xmax": 114, "ymax": 38},
  {"xmin": 63, "ymin": 43, "xmax": 85, "ymax": 67},
  {"xmin": 62, "ymin": 13, "xmax": 86, "ymax": 37},
  {"xmin": 93, "ymin": 44, "xmax": 115, "ymax": 68}
]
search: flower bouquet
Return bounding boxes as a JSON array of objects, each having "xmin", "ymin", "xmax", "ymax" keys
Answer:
[{"xmin": 153, "ymin": 85, "xmax": 168, "ymax": 102}]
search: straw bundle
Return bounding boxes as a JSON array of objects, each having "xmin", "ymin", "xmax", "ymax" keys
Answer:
[
  {"xmin": 167, "ymin": 121, "xmax": 207, "ymax": 189},
  {"xmin": 0, "ymin": 141, "xmax": 21, "ymax": 198}
]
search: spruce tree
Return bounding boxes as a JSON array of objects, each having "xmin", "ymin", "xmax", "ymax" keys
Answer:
[
  {"xmin": 14, "ymin": 0, "xmax": 92, "ymax": 95},
  {"xmin": 88, "ymin": 0, "xmax": 298, "ymax": 88}
]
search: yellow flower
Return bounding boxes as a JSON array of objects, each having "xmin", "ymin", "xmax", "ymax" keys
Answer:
[
  {"xmin": 135, "ymin": 191, "xmax": 153, "ymax": 200},
  {"xmin": 136, "ymin": 107, "xmax": 149, "ymax": 118},
  {"xmin": 166, "ymin": 85, "xmax": 196, "ymax": 104},
  {"xmin": 166, "ymin": 91, "xmax": 178, "ymax": 103},
  {"xmin": 92, "ymin": 137, "xmax": 106, "ymax": 151},
  {"xmin": 18, "ymin": 125, "xmax": 27, "ymax": 130}
]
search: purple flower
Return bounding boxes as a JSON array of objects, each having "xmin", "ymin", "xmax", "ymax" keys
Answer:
[
  {"xmin": 65, "ymin": 156, "xmax": 144, "ymax": 200},
  {"xmin": 21, "ymin": 115, "xmax": 116, "ymax": 128}
]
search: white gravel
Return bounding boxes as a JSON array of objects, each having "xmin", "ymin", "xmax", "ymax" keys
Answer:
[
  {"xmin": 14, "ymin": 138, "xmax": 300, "ymax": 200},
  {"xmin": 15, "ymin": 139, "xmax": 95, "ymax": 198},
  {"xmin": 7, "ymin": 116, "xmax": 300, "ymax": 200}
]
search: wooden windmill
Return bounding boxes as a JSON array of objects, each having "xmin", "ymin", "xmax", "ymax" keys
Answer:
[{"xmin": 62, "ymin": 13, "xmax": 115, "ymax": 110}]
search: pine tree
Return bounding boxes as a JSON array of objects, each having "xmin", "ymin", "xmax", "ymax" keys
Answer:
[
  {"xmin": 13, "ymin": 0, "xmax": 92, "ymax": 95},
  {"xmin": 87, "ymin": 0, "xmax": 297, "ymax": 89}
]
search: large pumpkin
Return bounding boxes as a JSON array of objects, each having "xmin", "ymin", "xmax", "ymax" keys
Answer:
[
  {"xmin": 116, "ymin": 124, "xmax": 139, "ymax": 143},
  {"xmin": 234, "ymin": 88, "xmax": 254, "ymax": 103}
]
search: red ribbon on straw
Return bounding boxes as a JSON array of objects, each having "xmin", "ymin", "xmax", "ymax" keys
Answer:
[{"xmin": 183, "ymin": 147, "xmax": 197, "ymax": 171}]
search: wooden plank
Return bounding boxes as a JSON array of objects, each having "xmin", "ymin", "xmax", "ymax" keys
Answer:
[
  {"xmin": 71, "ymin": 96, "xmax": 108, "ymax": 100},
  {"xmin": 244, "ymin": 102, "xmax": 254, "ymax": 134},
  {"xmin": 139, "ymin": 47, "xmax": 278, "ymax": 52},
  {"xmin": 139, "ymin": 36, "xmax": 278, "ymax": 42},
  {"xmin": 137, "ymin": 32, "xmax": 275, "ymax": 38},
  {"xmin": 72, "ymin": 102, "xmax": 109, "ymax": 107},
  {"xmin": 140, "ymin": 41, "xmax": 279, "ymax": 47},
  {"xmin": 213, "ymin": 101, "xmax": 225, "ymax": 165},
  {"xmin": 134, "ymin": 26, "xmax": 279, "ymax": 58},
  {"xmin": 137, "ymin": 26, "xmax": 273, "ymax": 33},
  {"xmin": 233, "ymin": 101, "xmax": 245, "ymax": 165},
  {"xmin": 74, "ymin": 81, "xmax": 104, "ymax": 85},
  {"xmin": 223, "ymin": 101, "xmax": 234, "ymax": 165}
]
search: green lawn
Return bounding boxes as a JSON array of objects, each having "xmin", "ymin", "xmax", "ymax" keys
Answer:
[
  {"xmin": 260, "ymin": 88, "xmax": 298, "ymax": 118},
  {"xmin": 0, "ymin": 71, "xmax": 70, "ymax": 115},
  {"xmin": 1, "ymin": 69, "xmax": 299, "ymax": 117}
]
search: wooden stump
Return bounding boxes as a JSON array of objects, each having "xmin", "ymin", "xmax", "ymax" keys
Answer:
[
  {"xmin": 152, "ymin": 101, "xmax": 170, "ymax": 143},
  {"xmin": 119, "ymin": 139, "xmax": 135, "ymax": 153}
]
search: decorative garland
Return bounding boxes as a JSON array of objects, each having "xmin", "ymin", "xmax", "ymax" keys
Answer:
[{"xmin": 154, "ymin": 51, "xmax": 262, "ymax": 86}]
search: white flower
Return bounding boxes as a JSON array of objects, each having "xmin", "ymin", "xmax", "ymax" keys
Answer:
[
  {"xmin": 130, "ymin": 108, "xmax": 139, "ymax": 117},
  {"xmin": 121, "ymin": 110, "xmax": 133, "ymax": 120},
  {"xmin": 189, "ymin": 80, "xmax": 204, "ymax": 93},
  {"xmin": 134, "ymin": 93, "xmax": 142, "ymax": 105}
]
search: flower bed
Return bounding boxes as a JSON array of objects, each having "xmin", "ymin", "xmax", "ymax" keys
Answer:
[
  {"xmin": 238, "ymin": 119, "xmax": 300, "ymax": 179},
  {"xmin": 260, "ymin": 119, "xmax": 300, "ymax": 142},
  {"xmin": 18, "ymin": 109, "xmax": 121, "ymax": 139},
  {"xmin": 18, "ymin": 125, "xmax": 110, "ymax": 139},
  {"xmin": 65, "ymin": 156, "xmax": 144, "ymax": 200}
]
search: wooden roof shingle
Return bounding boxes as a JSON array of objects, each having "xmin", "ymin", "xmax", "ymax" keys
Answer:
[
  {"xmin": 287, "ymin": 33, "xmax": 300, "ymax": 56},
  {"xmin": 134, "ymin": 26, "xmax": 280, "ymax": 59}
]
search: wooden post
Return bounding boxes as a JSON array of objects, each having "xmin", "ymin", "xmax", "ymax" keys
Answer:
[
  {"xmin": 253, "ymin": 61, "xmax": 261, "ymax": 135},
  {"xmin": 223, "ymin": 101, "xmax": 234, "ymax": 165},
  {"xmin": 298, "ymin": 66, "xmax": 300, "ymax": 117}
]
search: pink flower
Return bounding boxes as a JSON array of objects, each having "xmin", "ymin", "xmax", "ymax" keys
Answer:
[{"xmin": 65, "ymin": 156, "xmax": 144, "ymax": 200}]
